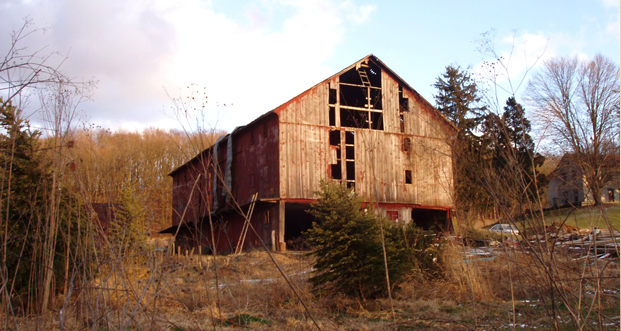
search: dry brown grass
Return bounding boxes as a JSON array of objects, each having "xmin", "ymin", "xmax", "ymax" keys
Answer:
[{"xmin": 3, "ymin": 245, "xmax": 619, "ymax": 330}]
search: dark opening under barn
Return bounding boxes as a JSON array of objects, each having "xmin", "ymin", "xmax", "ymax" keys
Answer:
[
  {"xmin": 411, "ymin": 208, "xmax": 452, "ymax": 232},
  {"xmin": 284, "ymin": 202, "xmax": 315, "ymax": 250}
]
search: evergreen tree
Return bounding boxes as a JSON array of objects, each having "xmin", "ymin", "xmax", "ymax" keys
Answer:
[
  {"xmin": 0, "ymin": 100, "xmax": 84, "ymax": 310},
  {"xmin": 433, "ymin": 65, "xmax": 485, "ymax": 134},
  {"xmin": 481, "ymin": 97, "xmax": 546, "ymax": 215},
  {"xmin": 305, "ymin": 181, "xmax": 412, "ymax": 301},
  {"xmin": 433, "ymin": 66, "xmax": 492, "ymax": 219}
]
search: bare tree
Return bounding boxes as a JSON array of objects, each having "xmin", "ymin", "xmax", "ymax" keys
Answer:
[
  {"xmin": 526, "ymin": 54, "xmax": 620, "ymax": 205},
  {"xmin": 1, "ymin": 18, "xmax": 68, "ymax": 110}
]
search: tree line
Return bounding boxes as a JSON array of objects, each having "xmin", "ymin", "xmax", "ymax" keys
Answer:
[{"xmin": 433, "ymin": 53, "xmax": 619, "ymax": 226}]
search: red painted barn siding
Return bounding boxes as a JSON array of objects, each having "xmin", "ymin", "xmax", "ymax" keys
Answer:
[
  {"xmin": 171, "ymin": 153, "xmax": 212, "ymax": 226},
  {"xmin": 170, "ymin": 114, "xmax": 281, "ymax": 250},
  {"xmin": 231, "ymin": 113, "xmax": 280, "ymax": 205},
  {"xmin": 174, "ymin": 203, "xmax": 278, "ymax": 254}
]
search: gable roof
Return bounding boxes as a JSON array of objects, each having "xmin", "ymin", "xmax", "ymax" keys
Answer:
[{"xmin": 169, "ymin": 54, "xmax": 454, "ymax": 176}]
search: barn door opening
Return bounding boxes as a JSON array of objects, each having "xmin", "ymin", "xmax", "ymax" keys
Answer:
[
  {"xmin": 411, "ymin": 208, "xmax": 451, "ymax": 233},
  {"xmin": 284, "ymin": 202, "xmax": 314, "ymax": 250}
]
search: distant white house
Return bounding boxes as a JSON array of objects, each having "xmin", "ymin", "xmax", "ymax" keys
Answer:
[{"xmin": 548, "ymin": 154, "xmax": 620, "ymax": 208}]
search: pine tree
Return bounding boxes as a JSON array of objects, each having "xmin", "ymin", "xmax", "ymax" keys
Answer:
[
  {"xmin": 433, "ymin": 66, "xmax": 492, "ymax": 218},
  {"xmin": 481, "ymin": 97, "xmax": 546, "ymax": 214},
  {"xmin": 0, "ymin": 100, "xmax": 85, "ymax": 310},
  {"xmin": 305, "ymin": 181, "xmax": 412, "ymax": 301},
  {"xmin": 433, "ymin": 65, "xmax": 485, "ymax": 134}
]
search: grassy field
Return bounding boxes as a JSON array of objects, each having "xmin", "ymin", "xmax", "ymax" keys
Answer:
[
  {"xmin": 6, "ymin": 245, "xmax": 619, "ymax": 330},
  {"xmin": 542, "ymin": 204, "xmax": 620, "ymax": 231}
]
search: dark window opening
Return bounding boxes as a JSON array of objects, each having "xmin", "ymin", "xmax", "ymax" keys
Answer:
[
  {"xmin": 329, "ymin": 130, "xmax": 340, "ymax": 146},
  {"xmin": 405, "ymin": 170, "xmax": 412, "ymax": 184},
  {"xmin": 411, "ymin": 208, "xmax": 451, "ymax": 232},
  {"xmin": 346, "ymin": 181, "xmax": 355, "ymax": 190},
  {"xmin": 403, "ymin": 137, "xmax": 411, "ymax": 153},
  {"xmin": 366, "ymin": 62, "xmax": 382, "ymax": 87},
  {"xmin": 329, "ymin": 88, "xmax": 337, "ymax": 104},
  {"xmin": 329, "ymin": 106, "xmax": 336, "ymax": 126},
  {"xmin": 400, "ymin": 97, "xmax": 409, "ymax": 113},
  {"xmin": 331, "ymin": 162, "xmax": 342, "ymax": 179},
  {"xmin": 345, "ymin": 131, "xmax": 355, "ymax": 144},
  {"xmin": 340, "ymin": 84, "xmax": 368, "ymax": 108},
  {"xmin": 341, "ymin": 109, "xmax": 369, "ymax": 128},
  {"xmin": 336, "ymin": 148, "xmax": 341, "ymax": 160},
  {"xmin": 399, "ymin": 85, "xmax": 409, "ymax": 113},
  {"xmin": 345, "ymin": 146, "xmax": 355, "ymax": 160},
  {"xmin": 346, "ymin": 162, "xmax": 355, "ymax": 180},
  {"xmin": 371, "ymin": 112, "xmax": 384, "ymax": 130},
  {"xmin": 400, "ymin": 114, "xmax": 405, "ymax": 133},
  {"xmin": 339, "ymin": 62, "xmax": 382, "ymax": 87},
  {"xmin": 574, "ymin": 191, "xmax": 580, "ymax": 203},
  {"xmin": 339, "ymin": 67, "xmax": 363, "ymax": 85},
  {"xmin": 370, "ymin": 88, "xmax": 383, "ymax": 110}
]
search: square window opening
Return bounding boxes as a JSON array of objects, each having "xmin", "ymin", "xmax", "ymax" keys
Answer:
[
  {"xmin": 370, "ymin": 88, "xmax": 383, "ymax": 110},
  {"xmin": 329, "ymin": 130, "xmax": 341, "ymax": 146},
  {"xmin": 371, "ymin": 112, "xmax": 384, "ymax": 130},
  {"xmin": 345, "ymin": 146, "xmax": 355, "ymax": 160},
  {"xmin": 340, "ymin": 84, "xmax": 368, "ymax": 108},
  {"xmin": 403, "ymin": 137, "xmax": 411, "ymax": 152},
  {"xmin": 346, "ymin": 161, "xmax": 355, "ymax": 180},
  {"xmin": 329, "ymin": 88, "xmax": 337, "ymax": 104},
  {"xmin": 331, "ymin": 162, "xmax": 342, "ymax": 179},
  {"xmin": 387, "ymin": 210, "xmax": 398, "ymax": 221},
  {"xmin": 345, "ymin": 131, "xmax": 355, "ymax": 144},
  {"xmin": 341, "ymin": 109, "xmax": 369, "ymax": 128}
]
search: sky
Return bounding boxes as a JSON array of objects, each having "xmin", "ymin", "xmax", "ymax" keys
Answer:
[{"xmin": 1, "ymin": 0, "xmax": 619, "ymax": 134}]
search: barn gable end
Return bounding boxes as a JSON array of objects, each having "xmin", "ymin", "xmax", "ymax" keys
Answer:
[{"xmin": 164, "ymin": 55, "xmax": 456, "ymax": 254}]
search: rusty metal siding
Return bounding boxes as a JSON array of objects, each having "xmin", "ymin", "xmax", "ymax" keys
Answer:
[
  {"xmin": 171, "ymin": 153, "xmax": 212, "ymax": 226},
  {"xmin": 232, "ymin": 114, "xmax": 280, "ymax": 205},
  {"xmin": 171, "ymin": 114, "xmax": 280, "ymax": 225}
]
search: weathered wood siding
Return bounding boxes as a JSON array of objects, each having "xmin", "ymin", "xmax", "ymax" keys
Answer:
[
  {"xmin": 278, "ymin": 84, "xmax": 331, "ymax": 199},
  {"xmin": 277, "ymin": 60, "xmax": 453, "ymax": 207}
]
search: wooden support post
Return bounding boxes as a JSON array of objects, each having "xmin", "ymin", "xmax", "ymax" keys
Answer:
[{"xmin": 278, "ymin": 200, "xmax": 286, "ymax": 252}]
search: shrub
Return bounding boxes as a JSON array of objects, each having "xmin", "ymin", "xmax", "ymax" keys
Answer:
[{"xmin": 305, "ymin": 180, "xmax": 413, "ymax": 301}]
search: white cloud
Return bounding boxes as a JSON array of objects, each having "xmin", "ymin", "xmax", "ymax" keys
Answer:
[
  {"xmin": 342, "ymin": 1, "xmax": 376, "ymax": 24},
  {"xmin": 0, "ymin": 0, "xmax": 376, "ymax": 132},
  {"xmin": 600, "ymin": 0, "xmax": 620, "ymax": 8},
  {"xmin": 164, "ymin": 0, "xmax": 373, "ymax": 130}
]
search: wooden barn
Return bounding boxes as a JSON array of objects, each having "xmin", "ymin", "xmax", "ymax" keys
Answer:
[{"xmin": 162, "ymin": 55, "xmax": 455, "ymax": 254}]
